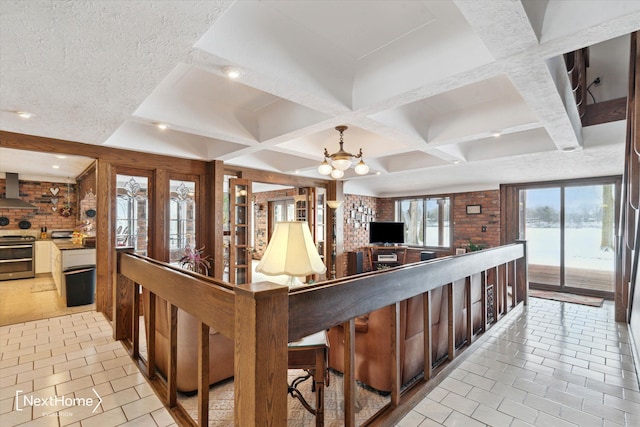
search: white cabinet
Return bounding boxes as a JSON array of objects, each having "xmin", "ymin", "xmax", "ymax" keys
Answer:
[
  {"xmin": 35, "ymin": 241, "xmax": 51, "ymax": 274},
  {"xmin": 62, "ymin": 249, "xmax": 96, "ymax": 270}
]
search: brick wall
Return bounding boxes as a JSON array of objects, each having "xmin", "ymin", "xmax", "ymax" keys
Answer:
[
  {"xmin": 0, "ymin": 178, "xmax": 79, "ymax": 231},
  {"xmin": 337, "ymin": 189, "xmax": 501, "ymax": 275},
  {"xmin": 339, "ymin": 194, "xmax": 387, "ymax": 275},
  {"xmin": 452, "ymin": 190, "xmax": 501, "ymax": 251}
]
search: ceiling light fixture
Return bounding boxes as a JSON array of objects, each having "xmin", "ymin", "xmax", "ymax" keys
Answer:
[
  {"xmin": 492, "ymin": 132, "xmax": 501, "ymax": 138},
  {"xmin": 318, "ymin": 125, "xmax": 368, "ymax": 178},
  {"xmin": 156, "ymin": 123, "xmax": 168, "ymax": 130},
  {"xmin": 562, "ymin": 146, "xmax": 577, "ymax": 153},
  {"xmin": 222, "ymin": 66, "xmax": 242, "ymax": 79},
  {"xmin": 17, "ymin": 111, "xmax": 32, "ymax": 119}
]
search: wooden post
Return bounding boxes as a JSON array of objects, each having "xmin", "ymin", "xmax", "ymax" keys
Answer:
[
  {"xmin": 447, "ymin": 283, "xmax": 455, "ymax": 361},
  {"xmin": 113, "ymin": 248, "xmax": 135, "ymax": 341},
  {"xmin": 198, "ymin": 322, "xmax": 210, "ymax": 427},
  {"xmin": 423, "ymin": 291, "xmax": 433, "ymax": 380},
  {"xmin": 390, "ymin": 303, "xmax": 401, "ymax": 407},
  {"xmin": 167, "ymin": 304, "xmax": 178, "ymax": 408},
  {"xmin": 234, "ymin": 282, "xmax": 289, "ymax": 426},
  {"xmin": 515, "ymin": 240, "xmax": 529, "ymax": 306},
  {"xmin": 343, "ymin": 318, "xmax": 356, "ymax": 427},
  {"xmin": 466, "ymin": 277, "xmax": 473, "ymax": 345},
  {"xmin": 147, "ymin": 292, "xmax": 157, "ymax": 380}
]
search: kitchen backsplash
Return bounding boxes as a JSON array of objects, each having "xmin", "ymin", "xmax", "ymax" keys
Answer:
[{"xmin": 0, "ymin": 178, "xmax": 79, "ymax": 231}]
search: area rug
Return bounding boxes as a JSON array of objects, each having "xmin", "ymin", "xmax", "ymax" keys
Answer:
[
  {"xmin": 529, "ymin": 289, "xmax": 604, "ymax": 307},
  {"xmin": 177, "ymin": 369, "xmax": 389, "ymax": 426},
  {"xmin": 30, "ymin": 283, "xmax": 58, "ymax": 293},
  {"xmin": 137, "ymin": 318, "xmax": 389, "ymax": 426}
]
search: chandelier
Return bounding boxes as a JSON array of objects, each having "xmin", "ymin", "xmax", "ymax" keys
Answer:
[{"xmin": 318, "ymin": 126, "xmax": 369, "ymax": 179}]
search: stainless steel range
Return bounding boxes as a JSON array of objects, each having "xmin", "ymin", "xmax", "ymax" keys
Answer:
[{"xmin": 0, "ymin": 235, "xmax": 36, "ymax": 280}]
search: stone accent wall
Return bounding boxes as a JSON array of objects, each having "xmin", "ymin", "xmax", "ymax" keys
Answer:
[
  {"xmin": 0, "ymin": 178, "xmax": 79, "ymax": 232},
  {"xmin": 452, "ymin": 190, "xmax": 501, "ymax": 252}
]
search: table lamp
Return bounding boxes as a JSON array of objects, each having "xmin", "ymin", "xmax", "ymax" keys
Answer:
[{"xmin": 255, "ymin": 221, "xmax": 327, "ymax": 288}]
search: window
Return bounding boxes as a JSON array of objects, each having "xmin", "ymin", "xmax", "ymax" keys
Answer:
[
  {"xmin": 169, "ymin": 180, "xmax": 196, "ymax": 264},
  {"xmin": 396, "ymin": 197, "xmax": 451, "ymax": 248},
  {"xmin": 116, "ymin": 175, "xmax": 149, "ymax": 256}
]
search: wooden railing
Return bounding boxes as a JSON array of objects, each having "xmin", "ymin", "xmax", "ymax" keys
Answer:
[{"xmin": 114, "ymin": 241, "xmax": 528, "ymax": 426}]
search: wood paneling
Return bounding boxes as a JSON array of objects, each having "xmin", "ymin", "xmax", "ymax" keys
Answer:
[
  {"xmin": 584, "ymin": 97, "xmax": 628, "ymax": 126},
  {"xmin": 287, "ymin": 243, "xmax": 524, "ymax": 341}
]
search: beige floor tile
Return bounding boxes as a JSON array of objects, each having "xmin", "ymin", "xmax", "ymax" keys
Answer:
[{"xmin": 121, "ymin": 394, "xmax": 164, "ymax": 421}]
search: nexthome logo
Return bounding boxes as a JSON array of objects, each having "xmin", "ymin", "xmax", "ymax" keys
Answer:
[{"xmin": 15, "ymin": 389, "xmax": 103, "ymax": 417}]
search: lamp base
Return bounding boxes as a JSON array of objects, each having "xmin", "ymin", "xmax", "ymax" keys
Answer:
[{"xmin": 286, "ymin": 276, "xmax": 305, "ymax": 288}]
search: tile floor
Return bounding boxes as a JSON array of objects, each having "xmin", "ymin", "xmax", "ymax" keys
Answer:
[
  {"xmin": 397, "ymin": 298, "xmax": 640, "ymax": 427},
  {"xmin": 0, "ymin": 275, "xmax": 95, "ymax": 327},
  {"xmin": 0, "ymin": 310, "xmax": 172, "ymax": 427},
  {"xmin": 1, "ymin": 276, "xmax": 639, "ymax": 426}
]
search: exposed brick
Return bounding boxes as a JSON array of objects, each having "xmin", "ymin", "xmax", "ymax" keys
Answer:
[{"xmin": 0, "ymin": 179, "xmax": 79, "ymax": 231}]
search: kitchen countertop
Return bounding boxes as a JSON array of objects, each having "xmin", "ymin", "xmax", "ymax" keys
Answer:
[{"xmin": 52, "ymin": 239, "xmax": 93, "ymax": 251}]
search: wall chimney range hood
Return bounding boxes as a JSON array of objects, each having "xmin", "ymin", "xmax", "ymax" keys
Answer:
[{"xmin": 0, "ymin": 173, "xmax": 39, "ymax": 210}]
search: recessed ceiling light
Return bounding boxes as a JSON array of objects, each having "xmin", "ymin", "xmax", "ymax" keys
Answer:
[
  {"xmin": 52, "ymin": 165, "xmax": 60, "ymax": 169},
  {"xmin": 55, "ymin": 155, "xmax": 67, "ymax": 159},
  {"xmin": 222, "ymin": 66, "xmax": 242, "ymax": 79},
  {"xmin": 492, "ymin": 132, "xmax": 501, "ymax": 138},
  {"xmin": 17, "ymin": 111, "xmax": 32, "ymax": 119},
  {"xmin": 376, "ymin": 171, "xmax": 381, "ymax": 175},
  {"xmin": 452, "ymin": 160, "xmax": 461, "ymax": 164},
  {"xmin": 562, "ymin": 146, "xmax": 577, "ymax": 153},
  {"xmin": 156, "ymin": 123, "xmax": 168, "ymax": 130}
]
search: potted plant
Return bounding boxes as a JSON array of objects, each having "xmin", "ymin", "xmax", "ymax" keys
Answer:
[{"xmin": 179, "ymin": 245, "xmax": 211, "ymax": 275}]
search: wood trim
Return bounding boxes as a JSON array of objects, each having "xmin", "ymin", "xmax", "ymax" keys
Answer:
[
  {"xmin": 584, "ymin": 97, "xmax": 628, "ymax": 126},
  {"xmin": 226, "ymin": 165, "xmax": 328, "ymax": 189},
  {"xmin": 466, "ymin": 277, "xmax": 473, "ymax": 344},
  {"xmin": 119, "ymin": 253, "xmax": 236, "ymax": 337},
  {"xmin": 208, "ymin": 161, "xmax": 225, "ymax": 280},
  {"xmin": 343, "ymin": 318, "xmax": 356, "ymax": 427},
  {"xmin": 0, "ymin": 131, "xmax": 208, "ymax": 174},
  {"xmin": 287, "ymin": 243, "xmax": 525, "ymax": 341},
  {"xmin": 167, "ymin": 303, "xmax": 178, "ymax": 408},
  {"xmin": 423, "ymin": 291, "xmax": 433, "ymax": 380},
  {"xmin": 198, "ymin": 322, "xmax": 210, "ymax": 427},
  {"xmin": 447, "ymin": 282, "xmax": 455, "ymax": 361},
  {"xmin": 390, "ymin": 302, "xmax": 401, "ymax": 407},
  {"xmin": 233, "ymin": 282, "xmax": 289, "ymax": 426}
]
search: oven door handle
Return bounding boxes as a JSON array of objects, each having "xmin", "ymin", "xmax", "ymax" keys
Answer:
[
  {"xmin": 0, "ymin": 258, "xmax": 32, "ymax": 263},
  {"xmin": 0, "ymin": 244, "xmax": 33, "ymax": 249}
]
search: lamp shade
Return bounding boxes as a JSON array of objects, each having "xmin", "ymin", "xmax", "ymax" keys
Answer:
[{"xmin": 255, "ymin": 221, "xmax": 326, "ymax": 277}]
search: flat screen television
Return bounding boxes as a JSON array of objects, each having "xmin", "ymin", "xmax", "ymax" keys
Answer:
[{"xmin": 369, "ymin": 222, "xmax": 405, "ymax": 245}]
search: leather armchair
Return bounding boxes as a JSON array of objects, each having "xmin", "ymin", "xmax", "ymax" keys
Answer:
[
  {"xmin": 142, "ymin": 290, "xmax": 234, "ymax": 393},
  {"xmin": 328, "ymin": 278, "xmax": 484, "ymax": 393}
]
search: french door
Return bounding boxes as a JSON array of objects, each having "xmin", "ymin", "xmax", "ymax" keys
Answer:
[
  {"xmin": 521, "ymin": 178, "xmax": 618, "ymax": 296},
  {"xmin": 229, "ymin": 178, "xmax": 252, "ymax": 285}
]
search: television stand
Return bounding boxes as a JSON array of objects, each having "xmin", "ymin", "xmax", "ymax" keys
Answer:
[{"xmin": 367, "ymin": 246, "xmax": 407, "ymax": 271}]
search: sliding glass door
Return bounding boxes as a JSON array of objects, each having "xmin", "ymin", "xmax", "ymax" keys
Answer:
[
  {"xmin": 521, "ymin": 179, "xmax": 617, "ymax": 296},
  {"xmin": 523, "ymin": 188, "xmax": 561, "ymax": 287},
  {"xmin": 564, "ymin": 184, "xmax": 615, "ymax": 292}
]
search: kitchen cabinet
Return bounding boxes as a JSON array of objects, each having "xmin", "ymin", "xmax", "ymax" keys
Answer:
[
  {"xmin": 50, "ymin": 243, "xmax": 96, "ymax": 301},
  {"xmin": 35, "ymin": 241, "xmax": 51, "ymax": 274},
  {"xmin": 51, "ymin": 243, "xmax": 62, "ymax": 293}
]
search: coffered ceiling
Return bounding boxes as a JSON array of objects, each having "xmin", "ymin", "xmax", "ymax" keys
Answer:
[{"xmin": 1, "ymin": 1, "xmax": 639, "ymax": 195}]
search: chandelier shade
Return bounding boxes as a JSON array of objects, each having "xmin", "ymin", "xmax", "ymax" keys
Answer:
[{"xmin": 318, "ymin": 125, "xmax": 368, "ymax": 178}]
